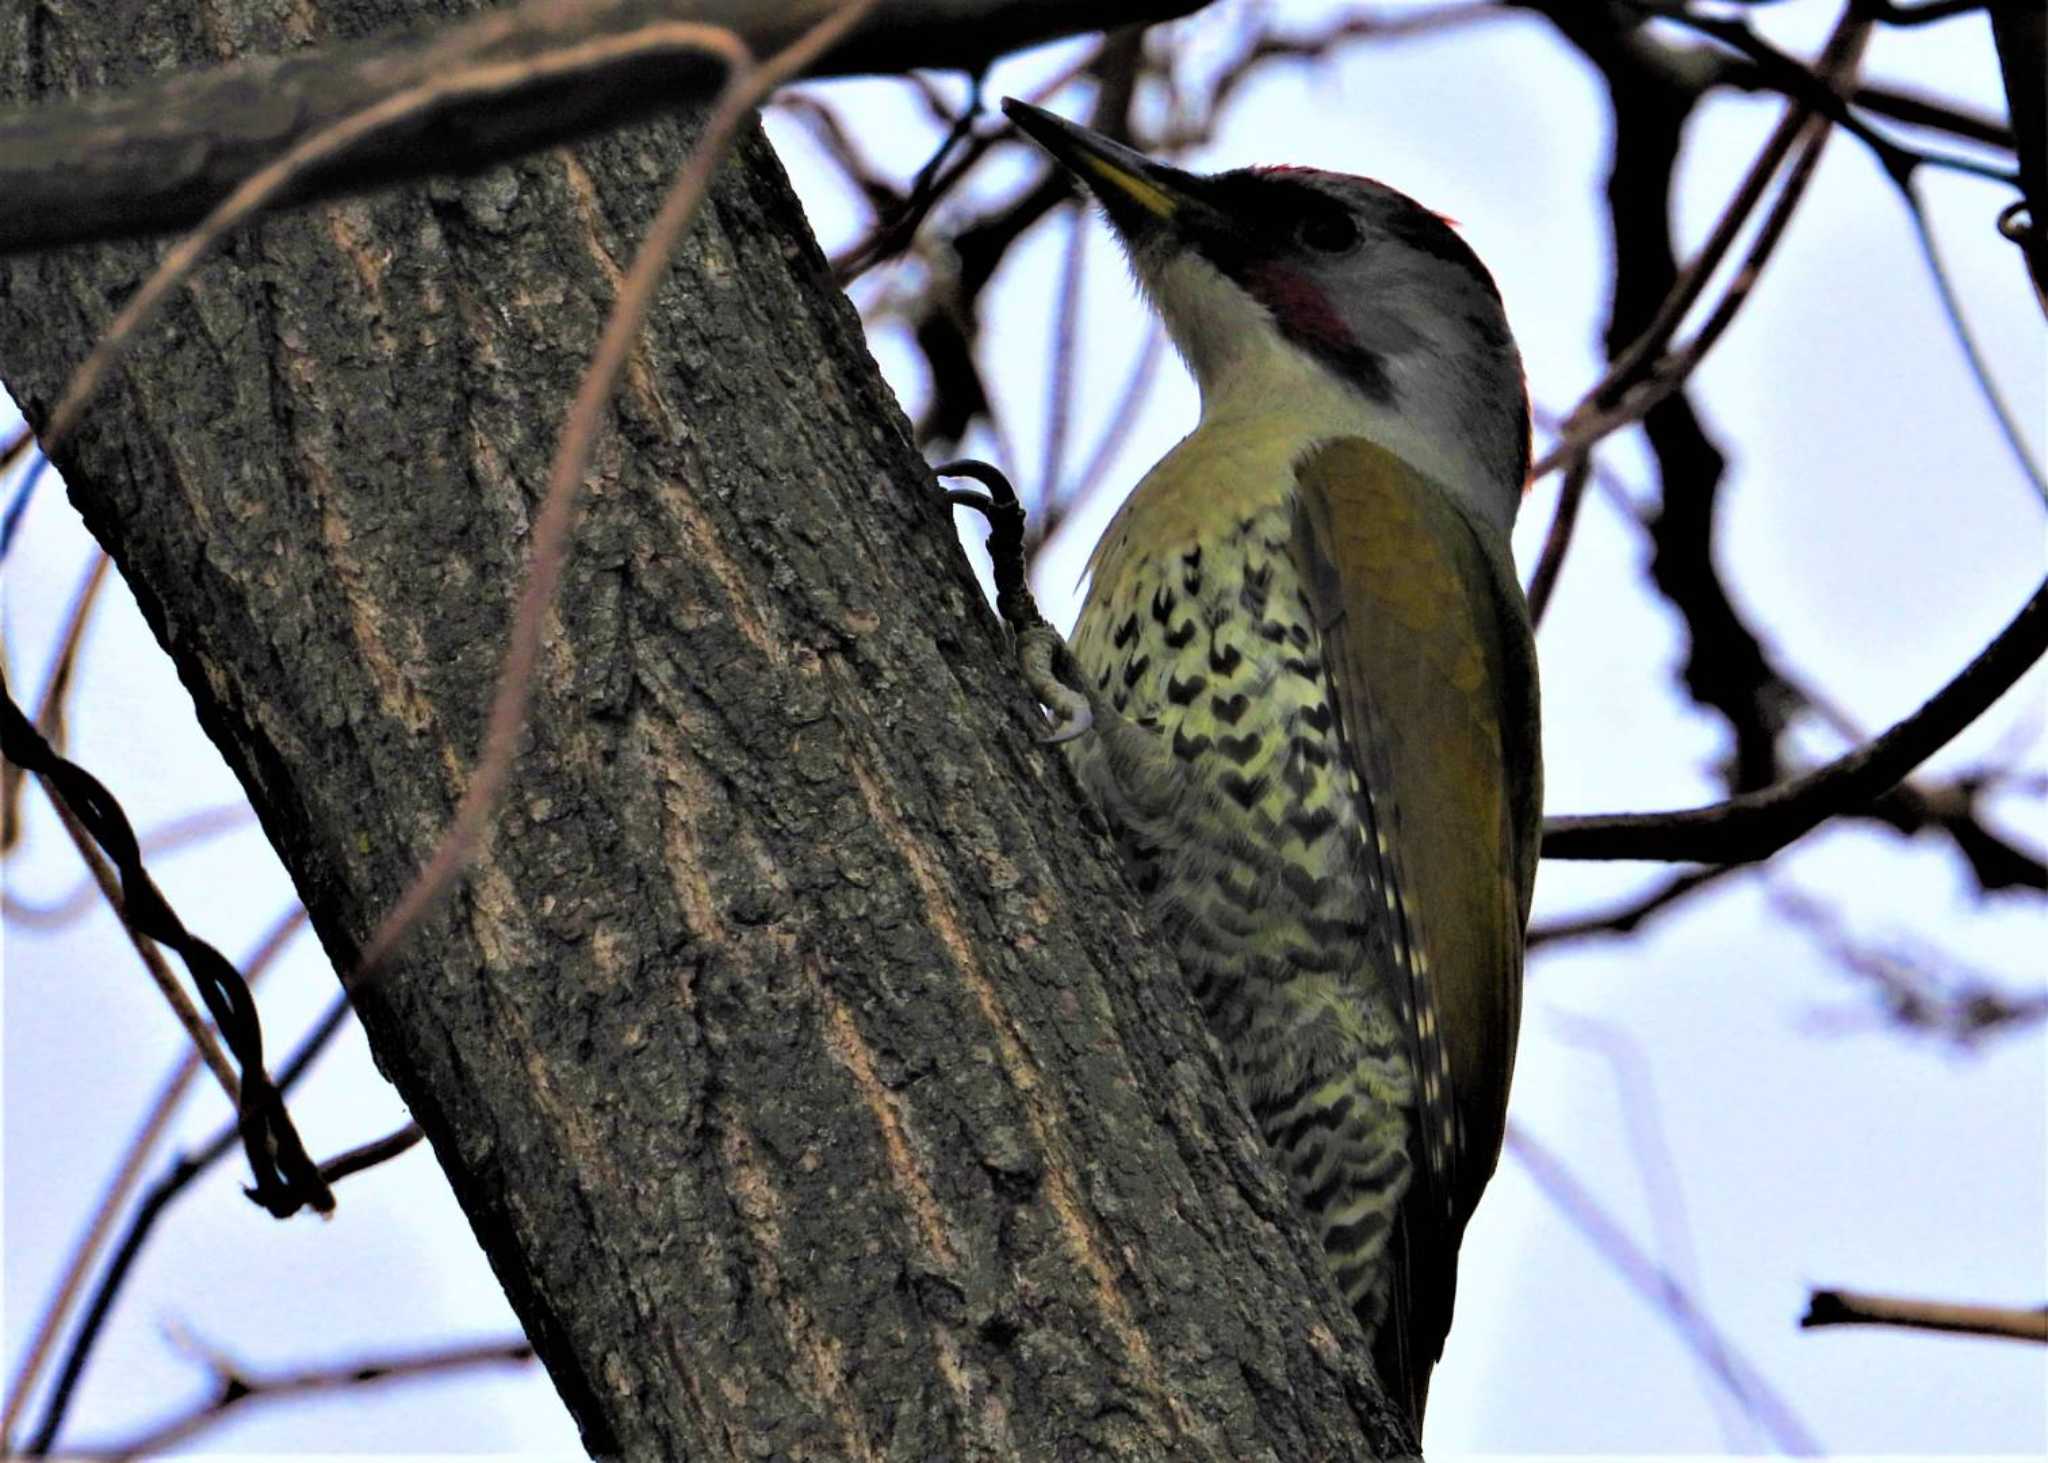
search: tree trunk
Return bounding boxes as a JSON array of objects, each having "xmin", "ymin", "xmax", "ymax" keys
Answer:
[{"xmin": 0, "ymin": 2, "xmax": 1407, "ymax": 1456}]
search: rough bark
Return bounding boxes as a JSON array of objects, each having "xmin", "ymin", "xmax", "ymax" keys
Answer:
[{"xmin": 0, "ymin": 1, "xmax": 1409, "ymax": 1458}]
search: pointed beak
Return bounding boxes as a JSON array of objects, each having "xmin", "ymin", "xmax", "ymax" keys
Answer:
[{"xmin": 1002, "ymin": 99, "xmax": 1213, "ymax": 248}]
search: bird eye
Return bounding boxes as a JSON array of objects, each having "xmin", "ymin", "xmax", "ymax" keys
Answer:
[{"xmin": 1297, "ymin": 211, "xmax": 1360, "ymax": 254}]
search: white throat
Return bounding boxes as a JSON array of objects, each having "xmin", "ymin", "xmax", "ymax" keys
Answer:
[{"xmin": 1147, "ymin": 252, "xmax": 1518, "ymax": 542}]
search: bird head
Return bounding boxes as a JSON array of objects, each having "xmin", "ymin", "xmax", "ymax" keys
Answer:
[{"xmin": 1003, "ymin": 99, "xmax": 1530, "ymax": 536}]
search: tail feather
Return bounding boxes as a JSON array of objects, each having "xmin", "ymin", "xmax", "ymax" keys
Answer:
[{"xmin": 1371, "ymin": 1191, "xmax": 1461, "ymax": 1437}]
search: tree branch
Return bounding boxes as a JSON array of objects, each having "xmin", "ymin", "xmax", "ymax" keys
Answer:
[
  {"xmin": 73, "ymin": 1337, "xmax": 536, "ymax": 1460},
  {"xmin": 1802, "ymin": 1289, "xmax": 2048, "ymax": 1343},
  {"xmin": 1543, "ymin": 573, "xmax": 2048, "ymax": 863},
  {"xmin": 0, "ymin": 0, "xmax": 1207, "ymax": 254}
]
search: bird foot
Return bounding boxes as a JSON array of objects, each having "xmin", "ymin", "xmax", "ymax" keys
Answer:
[
  {"xmin": 1016, "ymin": 623, "xmax": 1094, "ymax": 743},
  {"xmin": 936, "ymin": 459, "xmax": 1096, "ymax": 744}
]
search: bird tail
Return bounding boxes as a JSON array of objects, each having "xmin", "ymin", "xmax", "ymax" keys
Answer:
[{"xmin": 1371, "ymin": 1199, "xmax": 1458, "ymax": 1441}]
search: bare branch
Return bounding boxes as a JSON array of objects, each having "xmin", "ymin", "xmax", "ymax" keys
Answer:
[
  {"xmin": 20, "ymin": 979, "xmax": 354, "ymax": 1457},
  {"xmin": 317, "ymin": 1122, "xmax": 427, "ymax": 1186},
  {"xmin": 1526, "ymin": 865, "xmax": 1741, "ymax": 949},
  {"xmin": 1802, "ymin": 1290, "xmax": 2048, "ymax": 1343},
  {"xmin": 0, "ymin": 906, "xmax": 305, "ymax": 1454},
  {"xmin": 1, "ymin": 551, "xmax": 109, "ymax": 852},
  {"xmin": 1508, "ymin": 1126, "xmax": 1822, "ymax": 1455},
  {"xmin": 0, "ymin": 0, "xmax": 1208, "ymax": 254},
  {"xmin": 1543, "ymin": 573, "xmax": 2048, "ymax": 863},
  {"xmin": 1774, "ymin": 886, "xmax": 2048, "ymax": 1047},
  {"xmin": 71, "ymin": 1337, "xmax": 536, "ymax": 1459},
  {"xmin": 1524, "ymin": 454, "xmax": 1591, "ymax": 628},
  {"xmin": 4, "ymin": 804, "xmax": 256, "ymax": 928}
]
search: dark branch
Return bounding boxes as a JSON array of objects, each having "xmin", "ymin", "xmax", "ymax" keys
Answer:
[
  {"xmin": 0, "ymin": 674, "xmax": 331, "ymax": 1218},
  {"xmin": 0, "ymin": 0, "xmax": 1205, "ymax": 254},
  {"xmin": 1543, "ymin": 574, "xmax": 2048, "ymax": 863},
  {"xmin": 1802, "ymin": 1289, "xmax": 2048, "ymax": 1343},
  {"xmin": 72, "ymin": 1338, "xmax": 536, "ymax": 1458}
]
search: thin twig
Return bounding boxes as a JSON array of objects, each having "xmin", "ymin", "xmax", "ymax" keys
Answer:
[
  {"xmin": 1631, "ymin": 2, "xmax": 2017, "ymax": 185},
  {"xmin": 1526, "ymin": 865, "xmax": 1740, "ymax": 949},
  {"xmin": 317, "ymin": 1122, "xmax": 426, "ymax": 1185},
  {"xmin": 1524, "ymin": 454, "xmax": 1591, "ymax": 628},
  {"xmin": 1508, "ymin": 1125, "xmax": 1822, "ymax": 1455},
  {"xmin": 1543, "ymin": 1012, "xmax": 1756, "ymax": 1448},
  {"xmin": 0, "ymin": 905, "xmax": 304, "ymax": 1453},
  {"xmin": 1040, "ymin": 201, "xmax": 1088, "ymax": 509},
  {"xmin": 2, "ymin": 551, "xmax": 111, "ymax": 851},
  {"xmin": 72, "ymin": 1337, "xmax": 535, "ymax": 1460},
  {"xmin": 1892, "ymin": 174, "xmax": 2047, "ymax": 502},
  {"xmin": 1034, "ymin": 321, "xmax": 1166, "ymax": 560},
  {"xmin": 4, "ymin": 804, "xmax": 256, "ymax": 928},
  {"xmin": 39, "ymin": 790, "xmax": 242, "ymax": 1105},
  {"xmin": 830, "ymin": 72, "xmax": 989, "ymax": 284},
  {"xmin": 1534, "ymin": 15, "xmax": 1865, "ymax": 480},
  {"xmin": 22, "ymin": 978, "xmax": 354, "ymax": 1456},
  {"xmin": 3, "ymin": 683, "xmax": 326, "ymax": 1217},
  {"xmin": 1531, "ymin": 10, "xmax": 1871, "ymax": 481},
  {"xmin": 1802, "ymin": 1289, "xmax": 2048, "ymax": 1342}
]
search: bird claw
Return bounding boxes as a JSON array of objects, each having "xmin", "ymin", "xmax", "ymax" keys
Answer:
[
  {"xmin": 937, "ymin": 461, "xmax": 1099, "ymax": 744},
  {"xmin": 1018, "ymin": 626, "xmax": 1095, "ymax": 744}
]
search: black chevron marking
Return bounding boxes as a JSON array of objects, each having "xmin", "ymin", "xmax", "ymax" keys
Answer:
[
  {"xmin": 1151, "ymin": 584, "xmax": 1176, "ymax": 624},
  {"xmin": 1290, "ymin": 734, "xmax": 1330, "ymax": 767},
  {"xmin": 1209, "ymin": 641, "xmax": 1243, "ymax": 676},
  {"xmin": 1219, "ymin": 771, "xmax": 1268, "ymax": 810},
  {"xmin": 1280, "ymin": 1091, "xmax": 1355, "ymax": 1153},
  {"xmin": 1122, "ymin": 654, "xmax": 1150, "ymax": 689},
  {"xmin": 1239, "ymin": 566, "xmax": 1271, "ymax": 616},
  {"xmin": 1260, "ymin": 1070, "xmax": 1324, "ymax": 1130},
  {"xmin": 1299, "ymin": 702, "xmax": 1333, "ymax": 734},
  {"xmin": 1166, "ymin": 673, "xmax": 1207, "ymax": 706},
  {"xmin": 1112, "ymin": 613, "xmax": 1139, "ymax": 649},
  {"xmin": 1303, "ymin": 1162, "xmax": 1350, "ymax": 1214},
  {"xmin": 1279, "ymin": 865, "xmax": 1329, "ymax": 906},
  {"xmin": 1172, "ymin": 728, "xmax": 1212, "ymax": 760},
  {"xmin": 1163, "ymin": 619, "xmax": 1197, "ymax": 649},
  {"xmin": 1211, "ymin": 692, "xmax": 1250, "ymax": 725},
  {"xmin": 1283, "ymin": 656, "xmax": 1321, "ymax": 683},
  {"xmin": 1334, "ymin": 1255, "xmax": 1379, "ymax": 1305},
  {"xmin": 1327, "ymin": 1211, "xmax": 1393, "ymax": 1262},
  {"xmin": 1288, "ymin": 807, "xmax": 1338, "ymax": 844},
  {"xmin": 1216, "ymin": 732, "xmax": 1262, "ymax": 765},
  {"xmin": 1259, "ymin": 621, "xmax": 1289, "ymax": 643}
]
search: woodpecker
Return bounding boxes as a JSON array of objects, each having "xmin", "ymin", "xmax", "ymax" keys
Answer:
[{"xmin": 999, "ymin": 100, "xmax": 1542, "ymax": 1432}]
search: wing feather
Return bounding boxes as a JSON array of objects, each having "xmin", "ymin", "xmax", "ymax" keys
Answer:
[{"xmin": 1291, "ymin": 435, "xmax": 1541, "ymax": 1416}]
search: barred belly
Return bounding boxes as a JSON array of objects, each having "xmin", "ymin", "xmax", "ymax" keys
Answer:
[{"xmin": 1064, "ymin": 499, "xmax": 1417, "ymax": 1332}]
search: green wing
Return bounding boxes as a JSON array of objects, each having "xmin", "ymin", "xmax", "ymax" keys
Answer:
[{"xmin": 1292, "ymin": 435, "xmax": 1542, "ymax": 1415}]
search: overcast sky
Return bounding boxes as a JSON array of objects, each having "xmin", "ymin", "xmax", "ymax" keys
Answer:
[{"xmin": 5, "ymin": 1, "xmax": 2043, "ymax": 1455}]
